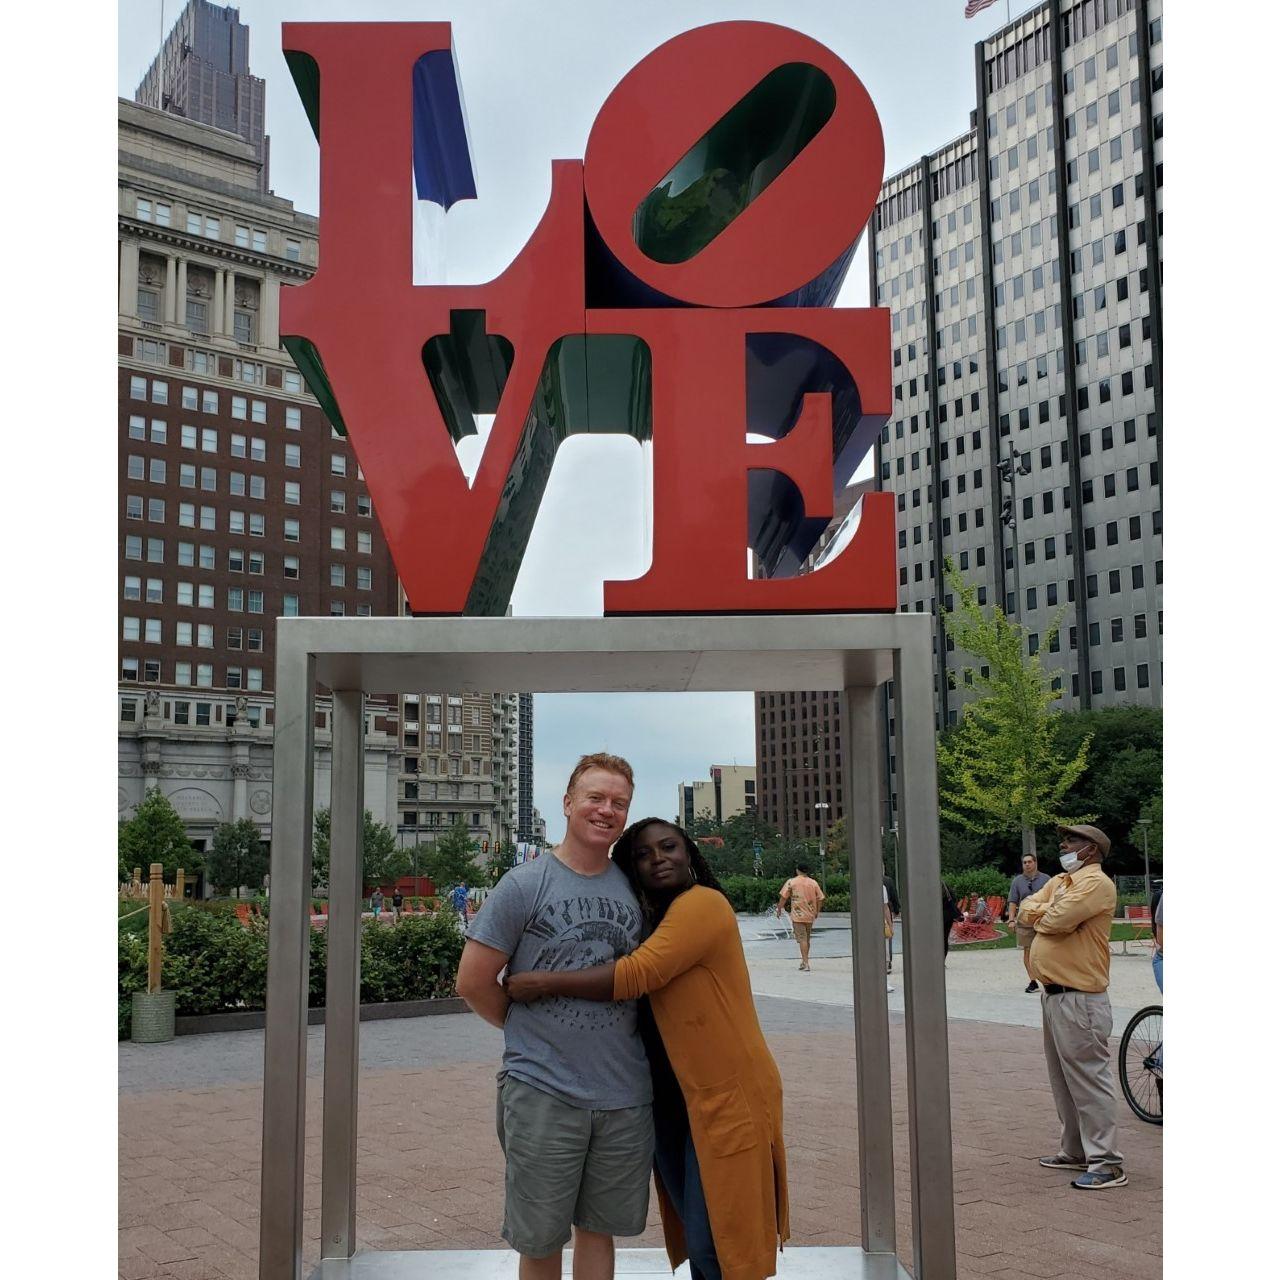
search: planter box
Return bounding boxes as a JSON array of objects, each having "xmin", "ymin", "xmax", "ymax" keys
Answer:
[
  {"xmin": 132, "ymin": 990, "xmax": 176, "ymax": 1043},
  {"xmin": 174, "ymin": 995, "xmax": 469, "ymax": 1037}
]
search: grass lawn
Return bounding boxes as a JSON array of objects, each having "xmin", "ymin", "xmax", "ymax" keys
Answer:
[{"xmin": 954, "ymin": 921, "xmax": 1151, "ymax": 952}]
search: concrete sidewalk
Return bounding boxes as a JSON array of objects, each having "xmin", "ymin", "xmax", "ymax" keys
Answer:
[
  {"xmin": 120, "ymin": 989, "xmax": 1162, "ymax": 1280},
  {"xmin": 745, "ymin": 918, "xmax": 1162, "ymax": 1029}
]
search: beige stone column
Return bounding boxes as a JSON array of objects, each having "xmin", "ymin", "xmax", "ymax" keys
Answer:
[
  {"xmin": 223, "ymin": 270, "xmax": 238, "ymax": 337},
  {"xmin": 213, "ymin": 269, "xmax": 226, "ymax": 336},
  {"xmin": 176, "ymin": 258, "xmax": 188, "ymax": 330},
  {"xmin": 119, "ymin": 240, "xmax": 140, "ymax": 317},
  {"xmin": 164, "ymin": 256, "xmax": 178, "ymax": 324},
  {"xmin": 261, "ymin": 276, "xmax": 281, "ymax": 349}
]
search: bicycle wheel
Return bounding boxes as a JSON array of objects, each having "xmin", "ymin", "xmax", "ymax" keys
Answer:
[{"xmin": 1119, "ymin": 1004, "xmax": 1163, "ymax": 1125}]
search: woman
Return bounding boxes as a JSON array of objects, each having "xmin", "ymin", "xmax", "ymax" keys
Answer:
[{"xmin": 505, "ymin": 818, "xmax": 788, "ymax": 1280}]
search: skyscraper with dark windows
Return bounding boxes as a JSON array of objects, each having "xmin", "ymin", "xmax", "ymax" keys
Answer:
[
  {"xmin": 136, "ymin": 1, "xmax": 271, "ymax": 193},
  {"xmin": 869, "ymin": 0, "xmax": 1163, "ymax": 821}
]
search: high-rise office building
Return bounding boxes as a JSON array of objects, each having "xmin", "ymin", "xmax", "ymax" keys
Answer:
[
  {"xmin": 117, "ymin": 98, "xmax": 403, "ymax": 853},
  {"xmin": 870, "ymin": 0, "xmax": 1163, "ymax": 819},
  {"xmin": 754, "ymin": 481, "xmax": 874, "ymax": 839},
  {"xmin": 677, "ymin": 766, "xmax": 757, "ymax": 829},
  {"xmin": 517, "ymin": 693, "xmax": 535, "ymax": 841},
  {"xmin": 393, "ymin": 690, "xmax": 519, "ymax": 858},
  {"xmin": 136, "ymin": 0, "xmax": 270, "ymax": 193}
]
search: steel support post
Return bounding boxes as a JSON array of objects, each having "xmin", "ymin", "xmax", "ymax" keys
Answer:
[
  {"xmin": 322, "ymin": 690, "xmax": 366, "ymax": 1260},
  {"xmin": 894, "ymin": 625, "xmax": 956, "ymax": 1280},
  {"xmin": 842, "ymin": 683, "xmax": 897, "ymax": 1255},
  {"xmin": 259, "ymin": 646, "xmax": 317, "ymax": 1280}
]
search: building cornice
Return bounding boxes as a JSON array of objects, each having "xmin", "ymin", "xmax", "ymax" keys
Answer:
[{"xmin": 118, "ymin": 217, "xmax": 314, "ymax": 282}]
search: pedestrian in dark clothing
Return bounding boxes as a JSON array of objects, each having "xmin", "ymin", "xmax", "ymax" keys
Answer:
[
  {"xmin": 941, "ymin": 882, "xmax": 962, "ymax": 957},
  {"xmin": 883, "ymin": 871, "xmax": 900, "ymax": 973}
]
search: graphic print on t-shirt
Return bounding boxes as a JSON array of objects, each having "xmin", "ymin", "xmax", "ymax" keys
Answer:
[{"xmin": 524, "ymin": 895, "xmax": 644, "ymax": 1029}]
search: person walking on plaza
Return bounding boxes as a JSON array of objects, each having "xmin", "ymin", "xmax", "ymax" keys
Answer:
[
  {"xmin": 451, "ymin": 880, "xmax": 470, "ymax": 925},
  {"xmin": 1016, "ymin": 823, "xmax": 1127, "ymax": 1190},
  {"xmin": 776, "ymin": 863, "xmax": 825, "ymax": 971},
  {"xmin": 370, "ymin": 886, "xmax": 383, "ymax": 919},
  {"xmin": 883, "ymin": 868, "xmax": 900, "ymax": 974},
  {"xmin": 1009, "ymin": 853, "xmax": 1051, "ymax": 993},
  {"xmin": 391, "ymin": 888, "xmax": 404, "ymax": 922},
  {"xmin": 455, "ymin": 753, "xmax": 652, "ymax": 1280}
]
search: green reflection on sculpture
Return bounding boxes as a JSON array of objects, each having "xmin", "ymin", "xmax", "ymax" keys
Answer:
[
  {"xmin": 632, "ymin": 63, "xmax": 836, "ymax": 265},
  {"xmin": 423, "ymin": 324, "xmax": 651, "ymax": 615}
]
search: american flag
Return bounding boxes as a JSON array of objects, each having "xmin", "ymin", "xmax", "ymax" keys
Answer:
[{"xmin": 965, "ymin": 0, "xmax": 998, "ymax": 17}]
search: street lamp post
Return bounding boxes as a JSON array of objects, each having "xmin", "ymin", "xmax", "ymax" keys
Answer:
[
  {"xmin": 1137, "ymin": 818, "xmax": 1152, "ymax": 905},
  {"xmin": 814, "ymin": 802, "xmax": 830, "ymax": 889}
]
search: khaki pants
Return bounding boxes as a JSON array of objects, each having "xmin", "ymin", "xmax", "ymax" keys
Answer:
[{"xmin": 1041, "ymin": 991, "xmax": 1123, "ymax": 1172}]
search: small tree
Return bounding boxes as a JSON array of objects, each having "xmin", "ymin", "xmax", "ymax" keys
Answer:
[
  {"xmin": 425, "ymin": 820, "xmax": 481, "ymax": 890},
  {"xmin": 206, "ymin": 819, "xmax": 269, "ymax": 897},
  {"xmin": 938, "ymin": 561, "xmax": 1093, "ymax": 861},
  {"xmin": 118, "ymin": 789, "xmax": 200, "ymax": 880},
  {"xmin": 312, "ymin": 808, "xmax": 409, "ymax": 892},
  {"xmin": 484, "ymin": 841, "xmax": 516, "ymax": 886}
]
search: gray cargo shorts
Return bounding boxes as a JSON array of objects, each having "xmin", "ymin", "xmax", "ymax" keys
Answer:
[{"xmin": 496, "ymin": 1074, "xmax": 653, "ymax": 1258}]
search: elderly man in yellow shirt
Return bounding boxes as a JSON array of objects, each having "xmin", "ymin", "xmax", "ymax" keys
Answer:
[{"xmin": 1016, "ymin": 823, "xmax": 1127, "ymax": 1190}]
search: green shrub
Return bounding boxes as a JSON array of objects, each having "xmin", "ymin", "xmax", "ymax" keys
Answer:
[
  {"xmin": 942, "ymin": 867, "xmax": 1012, "ymax": 900},
  {"xmin": 361, "ymin": 910, "xmax": 463, "ymax": 1003}
]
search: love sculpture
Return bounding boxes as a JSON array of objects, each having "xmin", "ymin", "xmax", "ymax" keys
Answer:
[
  {"xmin": 279, "ymin": 20, "xmax": 895, "ymax": 614},
  {"xmin": 261, "ymin": 23, "xmax": 957, "ymax": 1280}
]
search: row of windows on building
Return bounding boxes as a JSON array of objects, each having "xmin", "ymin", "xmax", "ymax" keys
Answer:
[
  {"xmin": 121, "ymin": 564, "xmax": 374, "ymax": 616},
  {"xmin": 400, "ymin": 811, "xmax": 490, "ymax": 829},
  {"xmin": 120, "ymin": 696, "xmax": 265, "ymax": 728},
  {"xmin": 134, "ymin": 196, "xmax": 304, "ymax": 261},
  {"xmin": 127, "ymin": 380, "xmax": 307, "ymax": 426},
  {"xmin": 137, "ymin": 286, "xmax": 260, "ymax": 346},
  {"xmin": 122, "ymin": 492, "xmax": 379, "ymax": 547},
  {"xmin": 134, "ymin": 341, "xmax": 272, "ymax": 385},
  {"xmin": 120, "ymin": 656, "xmax": 265, "ymax": 689}
]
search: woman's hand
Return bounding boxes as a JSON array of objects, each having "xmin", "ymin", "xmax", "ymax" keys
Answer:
[{"xmin": 504, "ymin": 970, "xmax": 552, "ymax": 1003}]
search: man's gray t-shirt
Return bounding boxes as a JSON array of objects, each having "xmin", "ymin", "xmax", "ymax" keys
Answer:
[{"xmin": 467, "ymin": 854, "xmax": 652, "ymax": 1111}]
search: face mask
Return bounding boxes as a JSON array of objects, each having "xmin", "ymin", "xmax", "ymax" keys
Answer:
[{"xmin": 1059, "ymin": 852, "xmax": 1080, "ymax": 873}]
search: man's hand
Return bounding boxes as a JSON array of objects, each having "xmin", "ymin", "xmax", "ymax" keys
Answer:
[{"xmin": 505, "ymin": 971, "xmax": 552, "ymax": 1003}]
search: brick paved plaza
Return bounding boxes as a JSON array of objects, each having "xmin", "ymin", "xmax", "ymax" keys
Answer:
[{"xmin": 119, "ymin": 946, "xmax": 1163, "ymax": 1280}]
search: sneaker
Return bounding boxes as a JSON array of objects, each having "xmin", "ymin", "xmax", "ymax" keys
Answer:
[
  {"xmin": 1038, "ymin": 1155, "xmax": 1088, "ymax": 1170},
  {"xmin": 1025, "ymin": 980, "xmax": 1040, "ymax": 993},
  {"xmin": 1072, "ymin": 1168, "xmax": 1128, "ymax": 1190},
  {"xmin": 886, "ymin": 982, "xmax": 895, "ymax": 993},
  {"xmin": 800, "ymin": 963, "xmax": 811, "ymax": 972}
]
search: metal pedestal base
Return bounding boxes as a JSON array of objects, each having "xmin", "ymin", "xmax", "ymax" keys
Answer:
[{"xmin": 310, "ymin": 1247, "xmax": 911, "ymax": 1280}]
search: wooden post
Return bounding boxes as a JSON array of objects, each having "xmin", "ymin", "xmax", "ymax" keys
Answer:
[
  {"xmin": 133, "ymin": 866, "xmax": 142, "ymax": 890},
  {"xmin": 175, "ymin": 867, "xmax": 185, "ymax": 901},
  {"xmin": 147, "ymin": 862, "xmax": 164, "ymax": 995}
]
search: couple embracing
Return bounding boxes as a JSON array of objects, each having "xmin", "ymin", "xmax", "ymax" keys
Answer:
[{"xmin": 456, "ymin": 753, "xmax": 788, "ymax": 1280}]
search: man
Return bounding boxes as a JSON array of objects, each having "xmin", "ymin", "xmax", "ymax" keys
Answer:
[
  {"xmin": 451, "ymin": 880, "xmax": 470, "ymax": 924},
  {"xmin": 1009, "ymin": 853, "xmax": 1052, "ymax": 992},
  {"xmin": 1016, "ymin": 823, "xmax": 1126, "ymax": 1190},
  {"xmin": 777, "ymin": 862, "xmax": 825, "ymax": 971},
  {"xmin": 391, "ymin": 888, "xmax": 404, "ymax": 922},
  {"xmin": 456, "ymin": 753, "xmax": 651, "ymax": 1280},
  {"xmin": 883, "ymin": 868, "xmax": 900, "ymax": 975}
]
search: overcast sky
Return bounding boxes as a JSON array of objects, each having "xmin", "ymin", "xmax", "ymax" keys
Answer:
[{"xmin": 118, "ymin": 0, "xmax": 1010, "ymax": 832}]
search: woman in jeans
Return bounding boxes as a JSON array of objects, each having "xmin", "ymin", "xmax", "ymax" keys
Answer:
[{"xmin": 505, "ymin": 818, "xmax": 788, "ymax": 1280}]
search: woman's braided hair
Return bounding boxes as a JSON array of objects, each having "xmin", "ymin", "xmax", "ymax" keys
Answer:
[{"xmin": 611, "ymin": 818, "xmax": 728, "ymax": 924}]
